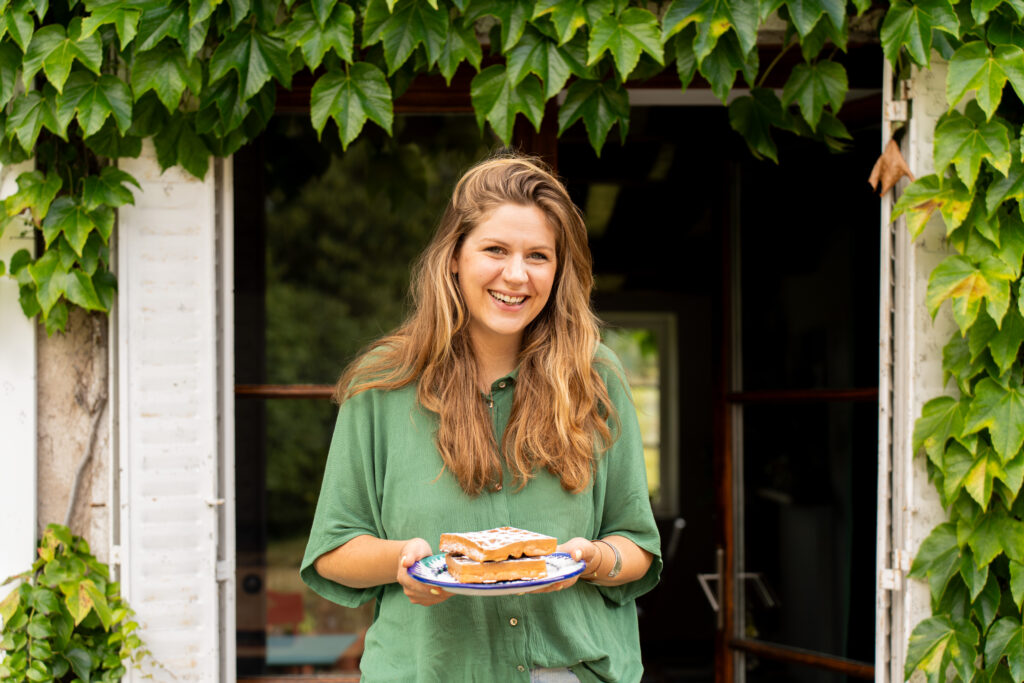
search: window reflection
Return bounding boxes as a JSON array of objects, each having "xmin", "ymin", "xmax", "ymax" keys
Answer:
[{"xmin": 234, "ymin": 113, "xmax": 491, "ymax": 676}]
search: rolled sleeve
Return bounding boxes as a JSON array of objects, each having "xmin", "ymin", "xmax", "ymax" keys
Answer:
[
  {"xmin": 594, "ymin": 347, "xmax": 664, "ymax": 605},
  {"xmin": 300, "ymin": 391, "xmax": 385, "ymax": 607}
]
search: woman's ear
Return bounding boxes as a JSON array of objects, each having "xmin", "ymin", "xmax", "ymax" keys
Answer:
[{"xmin": 450, "ymin": 255, "xmax": 459, "ymax": 275}]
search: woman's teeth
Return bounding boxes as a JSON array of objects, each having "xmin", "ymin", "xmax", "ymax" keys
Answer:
[{"xmin": 489, "ymin": 291, "xmax": 526, "ymax": 305}]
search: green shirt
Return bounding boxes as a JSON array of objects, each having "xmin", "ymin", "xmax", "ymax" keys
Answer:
[{"xmin": 300, "ymin": 345, "xmax": 662, "ymax": 683}]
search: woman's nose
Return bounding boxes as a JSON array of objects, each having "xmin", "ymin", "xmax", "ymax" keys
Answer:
[{"xmin": 504, "ymin": 255, "xmax": 528, "ymax": 283}]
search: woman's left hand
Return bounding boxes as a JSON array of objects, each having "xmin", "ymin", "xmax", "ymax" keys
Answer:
[{"xmin": 531, "ymin": 537, "xmax": 600, "ymax": 593}]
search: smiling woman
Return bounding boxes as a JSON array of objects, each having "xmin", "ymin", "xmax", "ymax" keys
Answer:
[{"xmin": 452, "ymin": 203, "xmax": 557, "ymax": 379}]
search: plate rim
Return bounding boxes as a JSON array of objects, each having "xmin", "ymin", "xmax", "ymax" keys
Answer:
[{"xmin": 408, "ymin": 551, "xmax": 585, "ymax": 591}]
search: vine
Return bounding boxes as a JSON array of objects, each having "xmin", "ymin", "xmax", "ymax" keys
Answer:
[
  {"xmin": 882, "ymin": 0, "xmax": 1024, "ymax": 677},
  {"xmin": 0, "ymin": 0, "xmax": 869, "ymax": 334}
]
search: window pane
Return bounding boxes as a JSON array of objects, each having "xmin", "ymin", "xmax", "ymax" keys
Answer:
[
  {"xmin": 739, "ymin": 401, "xmax": 877, "ymax": 664},
  {"xmin": 601, "ymin": 324, "xmax": 663, "ymax": 503},
  {"xmin": 234, "ymin": 113, "xmax": 491, "ymax": 676}
]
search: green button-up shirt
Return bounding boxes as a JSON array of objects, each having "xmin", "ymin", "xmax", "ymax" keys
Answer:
[{"xmin": 301, "ymin": 345, "xmax": 662, "ymax": 683}]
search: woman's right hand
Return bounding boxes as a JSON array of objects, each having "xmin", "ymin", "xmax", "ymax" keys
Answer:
[{"xmin": 396, "ymin": 537, "xmax": 452, "ymax": 606}]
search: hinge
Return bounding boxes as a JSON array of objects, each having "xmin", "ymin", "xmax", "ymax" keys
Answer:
[
  {"xmin": 879, "ymin": 549, "xmax": 913, "ymax": 591},
  {"xmin": 884, "ymin": 101, "xmax": 908, "ymax": 122},
  {"xmin": 109, "ymin": 545, "xmax": 122, "ymax": 566},
  {"xmin": 216, "ymin": 560, "xmax": 233, "ymax": 582},
  {"xmin": 884, "ymin": 79, "xmax": 912, "ymax": 122}
]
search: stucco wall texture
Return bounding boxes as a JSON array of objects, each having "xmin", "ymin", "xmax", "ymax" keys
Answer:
[{"xmin": 37, "ymin": 306, "xmax": 109, "ymax": 564}]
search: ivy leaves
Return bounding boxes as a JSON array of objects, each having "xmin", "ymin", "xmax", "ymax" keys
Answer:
[
  {"xmin": 0, "ymin": 525, "xmax": 147, "ymax": 682},
  {"xmin": 311, "ymin": 63, "xmax": 393, "ymax": 149}
]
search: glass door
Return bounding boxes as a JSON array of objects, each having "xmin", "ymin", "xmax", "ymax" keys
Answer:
[{"xmin": 715, "ymin": 128, "xmax": 881, "ymax": 682}]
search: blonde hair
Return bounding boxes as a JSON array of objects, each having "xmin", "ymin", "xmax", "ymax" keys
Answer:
[{"xmin": 336, "ymin": 153, "xmax": 616, "ymax": 495}]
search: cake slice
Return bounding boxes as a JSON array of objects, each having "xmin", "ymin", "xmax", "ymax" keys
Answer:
[
  {"xmin": 446, "ymin": 554, "xmax": 548, "ymax": 583},
  {"xmin": 439, "ymin": 526, "xmax": 557, "ymax": 562}
]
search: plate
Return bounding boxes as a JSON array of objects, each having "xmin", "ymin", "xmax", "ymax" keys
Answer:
[{"xmin": 408, "ymin": 552, "xmax": 586, "ymax": 596}]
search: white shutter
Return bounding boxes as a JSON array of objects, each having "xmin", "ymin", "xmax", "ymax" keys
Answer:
[
  {"xmin": 115, "ymin": 145, "xmax": 233, "ymax": 681},
  {"xmin": 878, "ymin": 61, "xmax": 958, "ymax": 683},
  {"xmin": 0, "ymin": 161, "xmax": 36, "ymax": 595}
]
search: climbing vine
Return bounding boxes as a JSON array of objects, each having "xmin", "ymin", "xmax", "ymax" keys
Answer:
[
  {"xmin": 0, "ymin": 0, "xmax": 868, "ymax": 334},
  {"xmin": 883, "ymin": 0, "xmax": 1024, "ymax": 677}
]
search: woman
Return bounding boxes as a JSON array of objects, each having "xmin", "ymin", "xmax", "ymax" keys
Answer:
[{"xmin": 301, "ymin": 155, "xmax": 662, "ymax": 682}]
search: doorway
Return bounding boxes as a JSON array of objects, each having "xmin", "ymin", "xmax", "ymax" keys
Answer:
[{"xmin": 231, "ymin": 91, "xmax": 880, "ymax": 681}]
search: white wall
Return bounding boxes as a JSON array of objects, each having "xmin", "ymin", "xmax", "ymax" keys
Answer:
[{"xmin": 0, "ymin": 161, "xmax": 37, "ymax": 595}]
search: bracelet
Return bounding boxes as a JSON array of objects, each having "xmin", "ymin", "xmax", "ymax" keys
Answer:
[
  {"xmin": 595, "ymin": 539, "xmax": 622, "ymax": 579},
  {"xmin": 585, "ymin": 542, "xmax": 605, "ymax": 579}
]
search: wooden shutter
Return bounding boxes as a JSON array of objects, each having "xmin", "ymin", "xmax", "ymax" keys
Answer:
[{"xmin": 115, "ymin": 147, "xmax": 233, "ymax": 681}]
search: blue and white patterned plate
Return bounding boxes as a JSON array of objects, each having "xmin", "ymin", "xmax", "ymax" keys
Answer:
[{"xmin": 408, "ymin": 552, "xmax": 586, "ymax": 596}]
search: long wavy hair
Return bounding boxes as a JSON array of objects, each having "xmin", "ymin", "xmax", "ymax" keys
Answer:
[{"xmin": 336, "ymin": 153, "xmax": 616, "ymax": 495}]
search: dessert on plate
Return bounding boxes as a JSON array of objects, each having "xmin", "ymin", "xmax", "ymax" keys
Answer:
[{"xmin": 439, "ymin": 526, "xmax": 557, "ymax": 583}]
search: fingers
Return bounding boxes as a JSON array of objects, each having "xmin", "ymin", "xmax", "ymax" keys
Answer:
[{"xmin": 396, "ymin": 539, "xmax": 452, "ymax": 606}]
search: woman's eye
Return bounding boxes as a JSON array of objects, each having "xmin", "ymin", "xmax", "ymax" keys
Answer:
[
  {"xmin": 484, "ymin": 246, "xmax": 504, "ymax": 254},
  {"xmin": 529, "ymin": 252, "xmax": 549, "ymax": 261}
]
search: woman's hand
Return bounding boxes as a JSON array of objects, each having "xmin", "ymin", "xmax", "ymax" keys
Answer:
[
  {"xmin": 531, "ymin": 537, "xmax": 601, "ymax": 593},
  {"xmin": 395, "ymin": 537, "xmax": 452, "ymax": 606}
]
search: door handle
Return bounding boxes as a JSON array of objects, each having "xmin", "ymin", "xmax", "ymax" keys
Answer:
[{"xmin": 697, "ymin": 550, "xmax": 778, "ymax": 629}]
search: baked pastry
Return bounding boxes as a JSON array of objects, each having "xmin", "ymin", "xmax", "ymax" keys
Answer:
[
  {"xmin": 440, "ymin": 526, "xmax": 557, "ymax": 562},
  {"xmin": 446, "ymin": 554, "xmax": 548, "ymax": 583}
]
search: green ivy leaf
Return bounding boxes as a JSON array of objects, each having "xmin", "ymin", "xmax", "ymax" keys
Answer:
[
  {"xmin": 43, "ymin": 197, "xmax": 95, "ymax": 255},
  {"xmin": 62, "ymin": 269, "xmax": 104, "ymax": 311},
  {"xmin": 662, "ymin": 0, "xmax": 759, "ymax": 59},
  {"xmin": 64, "ymin": 646, "xmax": 91, "ymax": 680},
  {"xmin": 209, "ymin": 23, "xmax": 292, "ymax": 99},
  {"xmin": 376, "ymin": 0, "xmax": 448, "ymax": 75},
  {"xmin": 586, "ymin": 8, "xmax": 663, "ymax": 79},
  {"xmin": 986, "ymin": 617, "xmax": 1024, "ymax": 681},
  {"xmin": 5, "ymin": 170, "xmax": 62, "ymax": 222},
  {"xmin": 926, "ymin": 254, "xmax": 988, "ymax": 332},
  {"xmin": 915, "ymin": 396, "xmax": 970, "ymax": 464},
  {"xmin": 135, "ymin": 0, "xmax": 188, "ymax": 51},
  {"xmin": 557, "ymin": 77, "xmax": 629, "ymax": 155},
  {"xmin": 436, "ymin": 16, "xmax": 483, "ymax": 85},
  {"xmin": 964, "ymin": 444, "xmax": 1007, "ymax": 510},
  {"xmin": 909, "ymin": 523, "xmax": 962, "ymax": 603},
  {"xmin": 1010, "ymin": 561, "xmax": 1024, "ymax": 610},
  {"xmin": 532, "ymin": 0, "xmax": 613, "ymax": 46},
  {"xmin": 728, "ymin": 88, "xmax": 794, "ymax": 163},
  {"xmin": 57, "ymin": 72, "xmax": 133, "ymax": 137},
  {"xmin": 81, "ymin": 167, "xmax": 139, "ymax": 211},
  {"xmin": 964, "ymin": 376, "xmax": 1024, "ymax": 461},
  {"xmin": 988, "ymin": 14, "xmax": 1024, "ymax": 50},
  {"xmin": 506, "ymin": 27, "xmax": 575, "ymax": 99},
  {"xmin": 21, "ymin": 20, "xmax": 103, "ymax": 92},
  {"xmin": 954, "ymin": 544, "xmax": 987, "ymax": 598},
  {"xmin": 131, "ymin": 43, "xmax": 203, "ymax": 112},
  {"xmin": 27, "ymin": 248, "xmax": 65, "ymax": 318},
  {"xmin": 80, "ymin": 0, "xmax": 142, "ymax": 49},
  {"xmin": 84, "ymin": 118, "xmax": 143, "ymax": 158},
  {"xmin": 310, "ymin": 62, "xmax": 393, "ymax": 149},
  {"xmin": 881, "ymin": 0, "xmax": 959, "ymax": 66},
  {"xmin": 973, "ymin": 570, "xmax": 1000, "ymax": 631},
  {"xmin": 780, "ymin": 60, "xmax": 847, "ymax": 132},
  {"xmin": 934, "ymin": 107, "xmax": 1011, "ymax": 190},
  {"xmin": 152, "ymin": 113, "xmax": 210, "ymax": 178},
  {"xmin": 947, "ymin": 41, "xmax": 1024, "ymax": 120},
  {"xmin": 470, "ymin": 64, "xmax": 544, "ymax": 145},
  {"xmin": 780, "ymin": 0, "xmax": 847, "ymax": 40},
  {"xmin": 3, "ymin": 1, "xmax": 36, "ymax": 52},
  {"xmin": 905, "ymin": 616, "xmax": 978, "ymax": 683},
  {"xmin": 944, "ymin": 441, "xmax": 977, "ymax": 506},
  {"xmin": 699, "ymin": 31, "xmax": 757, "ymax": 104},
  {"xmin": 0, "ymin": 41, "xmax": 19, "ymax": 109},
  {"xmin": 80, "ymin": 578, "xmax": 111, "ymax": 627},
  {"xmin": 8, "ymin": 89, "xmax": 63, "ymax": 150},
  {"xmin": 987, "ymin": 145, "xmax": 1024, "ymax": 216},
  {"xmin": 989, "ymin": 303, "xmax": 1024, "ymax": 373},
  {"xmin": 893, "ymin": 174, "xmax": 973, "ymax": 239}
]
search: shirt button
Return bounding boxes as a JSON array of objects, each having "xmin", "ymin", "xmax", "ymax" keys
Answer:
[
  {"xmin": 488, "ymin": 400, "xmax": 494, "ymax": 408},
  {"xmin": 517, "ymin": 665, "xmax": 525, "ymax": 672},
  {"xmin": 499, "ymin": 381, "xmax": 507, "ymax": 388},
  {"xmin": 509, "ymin": 617, "xmax": 518, "ymax": 626},
  {"xmin": 495, "ymin": 484, "xmax": 502, "ymax": 491}
]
